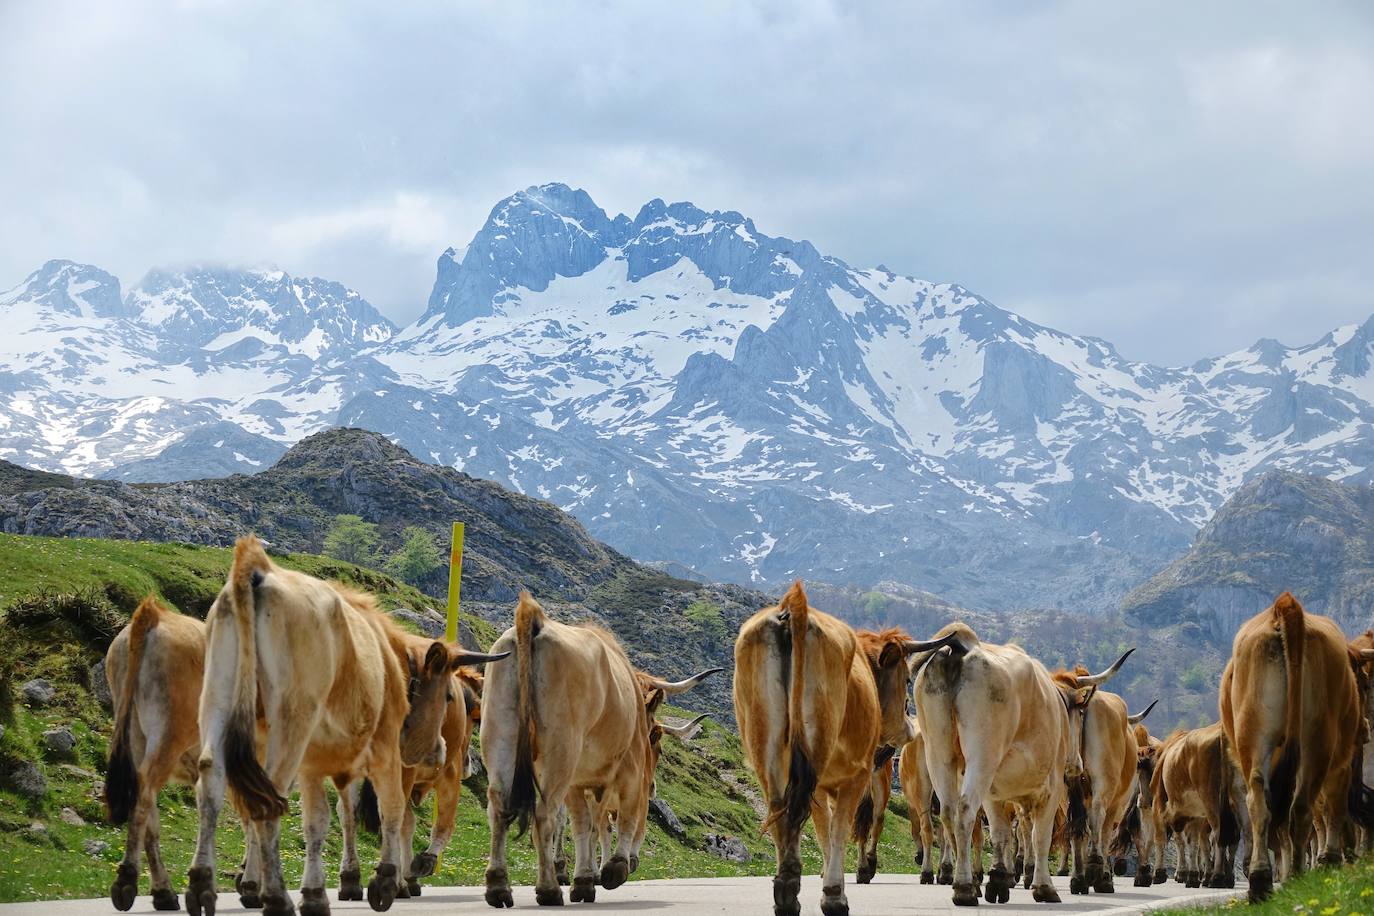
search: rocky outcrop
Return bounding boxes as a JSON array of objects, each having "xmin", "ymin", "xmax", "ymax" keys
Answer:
[{"xmin": 1121, "ymin": 470, "xmax": 1374, "ymax": 643}]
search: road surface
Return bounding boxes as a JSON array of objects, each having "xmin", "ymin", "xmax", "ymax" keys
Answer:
[{"xmin": 0, "ymin": 875, "xmax": 1242, "ymax": 916}]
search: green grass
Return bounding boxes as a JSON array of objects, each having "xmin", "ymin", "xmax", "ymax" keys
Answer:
[
  {"xmin": 1167, "ymin": 858, "xmax": 1374, "ymax": 914},
  {"xmin": 0, "ymin": 533, "xmax": 937, "ymax": 902}
]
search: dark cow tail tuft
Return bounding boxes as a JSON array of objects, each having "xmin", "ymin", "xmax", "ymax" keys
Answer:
[
  {"xmin": 1217, "ymin": 734, "xmax": 1240, "ymax": 847},
  {"xmin": 1111, "ymin": 799, "xmax": 1139, "ymax": 857},
  {"xmin": 226, "ymin": 706, "xmax": 286, "ymax": 819},
  {"xmin": 356, "ymin": 779, "xmax": 381, "ymax": 835},
  {"xmin": 1066, "ymin": 774, "xmax": 1089, "ymax": 840},
  {"xmin": 1348, "ymin": 742, "xmax": 1374, "ymax": 830},
  {"xmin": 852, "ymin": 792, "xmax": 875, "ymax": 843}
]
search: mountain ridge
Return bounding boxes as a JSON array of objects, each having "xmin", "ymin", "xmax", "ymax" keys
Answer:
[{"xmin": 3, "ymin": 183, "xmax": 1373, "ymax": 612}]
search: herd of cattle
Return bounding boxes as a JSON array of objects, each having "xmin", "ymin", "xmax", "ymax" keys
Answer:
[{"xmin": 98, "ymin": 535, "xmax": 1374, "ymax": 915}]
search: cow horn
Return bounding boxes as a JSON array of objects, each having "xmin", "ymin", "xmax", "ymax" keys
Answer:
[
  {"xmin": 1126, "ymin": 699, "xmax": 1159, "ymax": 725},
  {"xmin": 1361, "ymin": 649, "xmax": 1374, "ymax": 661},
  {"xmin": 451, "ymin": 649, "xmax": 512, "ymax": 667},
  {"xmin": 1075, "ymin": 648, "xmax": 1135, "ymax": 687},
  {"xmin": 658, "ymin": 713, "xmax": 711, "ymax": 741},
  {"xmin": 901, "ymin": 631, "xmax": 963, "ymax": 657},
  {"xmin": 642, "ymin": 666, "xmax": 725, "ymax": 696}
]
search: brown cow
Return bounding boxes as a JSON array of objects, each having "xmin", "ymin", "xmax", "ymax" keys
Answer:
[
  {"xmin": 1148, "ymin": 723, "xmax": 1243, "ymax": 889},
  {"xmin": 1220, "ymin": 592, "xmax": 1370, "ymax": 902},
  {"xmin": 1048, "ymin": 662, "xmax": 1141, "ymax": 895},
  {"xmin": 853, "ymin": 755, "xmax": 895, "ymax": 884},
  {"xmin": 481, "ymin": 592, "xmax": 714, "ymax": 907},
  {"xmin": 104, "ymin": 597, "xmax": 207, "ymax": 912},
  {"xmin": 914, "ymin": 623, "xmax": 1131, "ymax": 906},
  {"xmin": 186, "ymin": 537, "xmax": 507, "ymax": 916},
  {"xmin": 734, "ymin": 583, "xmax": 944, "ymax": 916},
  {"xmin": 898, "ymin": 728, "xmax": 940, "ymax": 884}
]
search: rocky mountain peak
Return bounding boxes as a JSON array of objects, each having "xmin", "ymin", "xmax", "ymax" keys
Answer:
[{"xmin": 0, "ymin": 259, "xmax": 131, "ymax": 319}]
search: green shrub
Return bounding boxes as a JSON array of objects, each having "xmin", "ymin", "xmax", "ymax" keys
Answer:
[{"xmin": 322, "ymin": 515, "xmax": 380, "ymax": 566}]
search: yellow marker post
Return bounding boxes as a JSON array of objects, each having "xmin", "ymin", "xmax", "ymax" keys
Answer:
[{"xmin": 445, "ymin": 521, "xmax": 464, "ymax": 643}]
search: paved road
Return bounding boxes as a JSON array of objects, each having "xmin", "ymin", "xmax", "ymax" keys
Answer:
[{"xmin": 0, "ymin": 875, "xmax": 1241, "ymax": 916}]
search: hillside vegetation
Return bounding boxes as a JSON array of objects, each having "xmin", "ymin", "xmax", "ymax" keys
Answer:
[{"xmin": 0, "ymin": 533, "xmax": 933, "ymax": 902}]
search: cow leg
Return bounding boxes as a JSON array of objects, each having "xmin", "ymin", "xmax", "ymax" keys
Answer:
[
  {"xmin": 533, "ymin": 782, "xmax": 571, "ymax": 905},
  {"xmin": 983, "ymin": 801, "xmax": 1013, "ymax": 903},
  {"xmin": 114, "ymin": 722, "xmax": 168, "ymax": 913},
  {"xmin": 1087, "ymin": 796, "xmax": 1113, "ymax": 893},
  {"xmin": 483, "ymin": 784, "xmax": 515, "ymax": 908},
  {"xmin": 566, "ymin": 790, "xmax": 598, "ymax": 903},
  {"xmin": 915, "ymin": 798, "xmax": 936, "ymax": 884},
  {"xmin": 1316, "ymin": 763, "xmax": 1352, "ymax": 868},
  {"xmin": 947, "ymin": 781, "xmax": 987, "ymax": 905},
  {"xmin": 144, "ymin": 806, "xmax": 179, "ymax": 911},
  {"xmin": 298, "ymin": 779, "xmax": 331, "ymax": 916},
  {"xmin": 938, "ymin": 812, "xmax": 956, "ymax": 884},
  {"xmin": 818, "ymin": 785, "xmax": 861, "ymax": 916},
  {"xmin": 1068, "ymin": 819, "xmax": 1088, "ymax": 894},
  {"xmin": 1241, "ymin": 747, "xmax": 1277, "ymax": 901},
  {"xmin": 365, "ymin": 748, "xmax": 407, "ymax": 913},
  {"xmin": 238, "ymin": 809, "xmax": 264, "ymax": 909},
  {"xmin": 1027, "ymin": 795, "xmax": 1061, "ymax": 903},
  {"xmin": 767, "ymin": 807, "xmax": 805, "ymax": 916},
  {"xmin": 397, "ymin": 773, "xmax": 418, "ymax": 898},
  {"xmin": 551, "ymin": 805, "xmax": 570, "ymax": 886},
  {"xmin": 603, "ymin": 784, "xmax": 643, "ymax": 892},
  {"xmin": 411, "ymin": 761, "xmax": 462, "ymax": 884},
  {"xmin": 335, "ymin": 780, "xmax": 364, "ymax": 902}
]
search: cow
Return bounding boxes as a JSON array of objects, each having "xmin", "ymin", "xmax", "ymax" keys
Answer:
[
  {"xmin": 1112, "ymin": 711, "xmax": 1168, "ymax": 887},
  {"xmin": 1220, "ymin": 591, "xmax": 1374, "ymax": 902},
  {"xmin": 898, "ymin": 729, "xmax": 939, "ymax": 885},
  {"xmin": 853, "ymin": 756, "xmax": 895, "ymax": 885},
  {"xmin": 913, "ymin": 621, "xmax": 1133, "ymax": 907},
  {"xmin": 186, "ymin": 536, "xmax": 507, "ymax": 916},
  {"xmin": 481, "ymin": 592, "xmax": 716, "ymax": 908},
  {"xmin": 104, "ymin": 596, "xmax": 208, "ymax": 913},
  {"xmin": 345, "ymin": 663, "xmax": 489, "ymax": 898},
  {"xmin": 1047, "ymin": 662, "xmax": 1143, "ymax": 895},
  {"xmin": 734, "ymin": 582, "xmax": 946, "ymax": 916},
  {"xmin": 1148, "ymin": 723, "xmax": 1243, "ymax": 889}
]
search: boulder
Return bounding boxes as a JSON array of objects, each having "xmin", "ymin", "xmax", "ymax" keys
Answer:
[
  {"xmin": 42, "ymin": 726, "xmax": 78, "ymax": 760},
  {"xmin": 648, "ymin": 798, "xmax": 686, "ymax": 839},
  {"xmin": 60, "ymin": 806, "xmax": 86, "ymax": 826},
  {"xmin": 90, "ymin": 659, "xmax": 112, "ymax": 710},
  {"xmin": 21, "ymin": 679, "xmax": 56, "ymax": 707},
  {"xmin": 703, "ymin": 834, "xmax": 749, "ymax": 863},
  {"xmin": 8, "ymin": 760, "xmax": 48, "ymax": 799},
  {"xmin": 84, "ymin": 839, "xmax": 110, "ymax": 857}
]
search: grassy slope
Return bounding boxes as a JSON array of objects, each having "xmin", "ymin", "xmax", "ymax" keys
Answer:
[
  {"xmin": 1167, "ymin": 858, "xmax": 1374, "ymax": 915},
  {"xmin": 0, "ymin": 534, "xmax": 928, "ymax": 902}
]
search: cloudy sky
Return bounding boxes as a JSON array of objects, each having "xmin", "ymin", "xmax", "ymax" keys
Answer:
[{"xmin": 2, "ymin": 1, "xmax": 1371, "ymax": 365}]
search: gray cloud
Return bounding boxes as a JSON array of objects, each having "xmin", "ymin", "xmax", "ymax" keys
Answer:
[{"xmin": 1, "ymin": 0, "xmax": 1371, "ymax": 364}]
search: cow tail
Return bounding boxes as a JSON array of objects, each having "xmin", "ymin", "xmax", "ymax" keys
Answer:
[
  {"xmin": 1268, "ymin": 592, "xmax": 1304, "ymax": 827},
  {"xmin": 1066, "ymin": 773, "xmax": 1089, "ymax": 840},
  {"xmin": 223, "ymin": 536, "xmax": 288, "ymax": 821},
  {"xmin": 1216, "ymin": 733, "xmax": 1239, "ymax": 847},
  {"xmin": 506, "ymin": 591, "xmax": 543, "ymax": 837},
  {"xmin": 852, "ymin": 792, "xmax": 875, "ymax": 844},
  {"xmin": 1347, "ymin": 741, "xmax": 1374, "ymax": 829},
  {"xmin": 1110, "ymin": 798, "xmax": 1139, "ymax": 858},
  {"xmin": 356, "ymin": 778, "xmax": 381, "ymax": 835},
  {"xmin": 774, "ymin": 581, "xmax": 817, "ymax": 836},
  {"xmin": 105, "ymin": 596, "xmax": 162, "ymax": 825}
]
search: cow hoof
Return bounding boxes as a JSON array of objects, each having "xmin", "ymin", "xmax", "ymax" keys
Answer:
[
  {"xmin": 240, "ymin": 880, "xmax": 263, "ymax": 909},
  {"xmin": 338, "ymin": 869, "xmax": 365, "ymax": 902},
  {"xmin": 112, "ymin": 862, "xmax": 140, "ymax": 912},
  {"xmin": 1069, "ymin": 875, "xmax": 1088, "ymax": 895},
  {"xmin": 1022, "ymin": 872, "xmax": 1032, "ymax": 890},
  {"xmin": 1318, "ymin": 852, "xmax": 1343, "ymax": 868},
  {"xmin": 1092, "ymin": 876, "xmax": 1114, "ymax": 893},
  {"xmin": 395, "ymin": 880, "xmax": 410, "ymax": 901},
  {"xmin": 938, "ymin": 863, "xmax": 954, "ymax": 885},
  {"xmin": 920, "ymin": 870, "xmax": 935, "ymax": 885},
  {"xmin": 153, "ymin": 888, "xmax": 181, "ymax": 912},
  {"xmin": 856, "ymin": 866, "xmax": 874, "ymax": 885},
  {"xmin": 952, "ymin": 882, "xmax": 980, "ymax": 906},
  {"xmin": 1114, "ymin": 858, "xmax": 1127, "ymax": 877},
  {"xmin": 1084, "ymin": 857, "xmax": 1104, "ymax": 885},
  {"xmin": 629, "ymin": 855, "xmax": 640, "ymax": 874},
  {"xmin": 1133, "ymin": 872, "xmax": 1152, "ymax": 888},
  {"xmin": 1012, "ymin": 855, "xmax": 1024, "ymax": 881},
  {"xmin": 484, "ymin": 888, "xmax": 513, "ymax": 909},
  {"xmin": 262, "ymin": 892, "xmax": 295, "ymax": 916},
  {"xmin": 1247, "ymin": 868, "xmax": 1273, "ymax": 903},
  {"xmin": 1032, "ymin": 884, "xmax": 1061, "ymax": 904},
  {"xmin": 1185, "ymin": 873, "xmax": 1201, "ymax": 889},
  {"xmin": 570, "ymin": 877, "xmax": 596, "ymax": 904},
  {"xmin": 600, "ymin": 856, "xmax": 630, "ymax": 891},
  {"xmin": 405, "ymin": 878, "xmax": 422, "ymax": 897},
  {"xmin": 186, "ymin": 865, "xmax": 216, "ymax": 916},
  {"xmin": 535, "ymin": 887, "xmax": 564, "ymax": 906},
  {"xmin": 983, "ymin": 883, "xmax": 1009, "ymax": 904},
  {"xmin": 772, "ymin": 872, "xmax": 801, "ymax": 916},
  {"xmin": 554, "ymin": 860, "xmax": 569, "ymax": 886},
  {"xmin": 368, "ymin": 864, "xmax": 398, "ymax": 912},
  {"xmin": 1153, "ymin": 868, "xmax": 1166, "ymax": 884},
  {"xmin": 300, "ymin": 887, "xmax": 329, "ymax": 916},
  {"xmin": 819, "ymin": 889, "xmax": 848, "ymax": 916},
  {"xmin": 409, "ymin": 853, "xmax": 438, "ymax": 879}
]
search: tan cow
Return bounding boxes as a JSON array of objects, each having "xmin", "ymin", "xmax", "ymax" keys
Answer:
[
  {"xmin": 734, "ymin": 583, "xmax": 942, "ymax": 916},
  {"xmin": 853, "ymin": 755, "xmax": 895, "ymax": 884},
  {"xmin": 1113, "ymin": 714, "xmax": 1169, "ymax": 887},
  {"xmin": 186, "ymin": 536, "xmax": 507, "ymax": 916},
  {"xmin": 104, "ymin": 597, "xmax": 207, "ymax": 912},
  {"xmin": 913, "ymin": 623, "xmax": 1132, "ymax": 906},
  {"xmin": 1048, "ymin": 662, "xmax": 1141, "ymax": 896},
  {"xmin": 1220, "ymin": 592, "xmax": 1371, "ymax": 902},
  {"xmin": 481, "ymin": 592, "xmax": 714, "ymax": 907},
  {"xmin": 1148, "ymin": 723, "xmax": 1243, "ymax": 889},
  {"xmin": 898, "ymin": 728, "xmax": 940, "ymax": 884}
]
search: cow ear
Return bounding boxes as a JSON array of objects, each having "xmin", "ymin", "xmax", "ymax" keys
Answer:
[
  {"xmin": 879, "ymin": 641, "xmax": 903, "ymax": 669},
  {"xmin": 645, "ymin": 687, "xmax": 666, "ymax": 718},
  {"xmin": 424, "ymin": 641, "xmax": 448, "ymax": 676}
]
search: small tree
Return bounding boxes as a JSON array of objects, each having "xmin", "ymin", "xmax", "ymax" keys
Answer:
[
  {"xmin": 385, "ymin": 526, "xmax": 443, "ymax": 587},
  {"xmin": 322, "ymin": 514, "xmax": 379, "ymax": 566}
]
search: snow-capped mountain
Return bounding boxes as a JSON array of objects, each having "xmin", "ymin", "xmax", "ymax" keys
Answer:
[{"xmin": 3, "ymin": 184, "xmax": 1373, "ymax": 613}]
